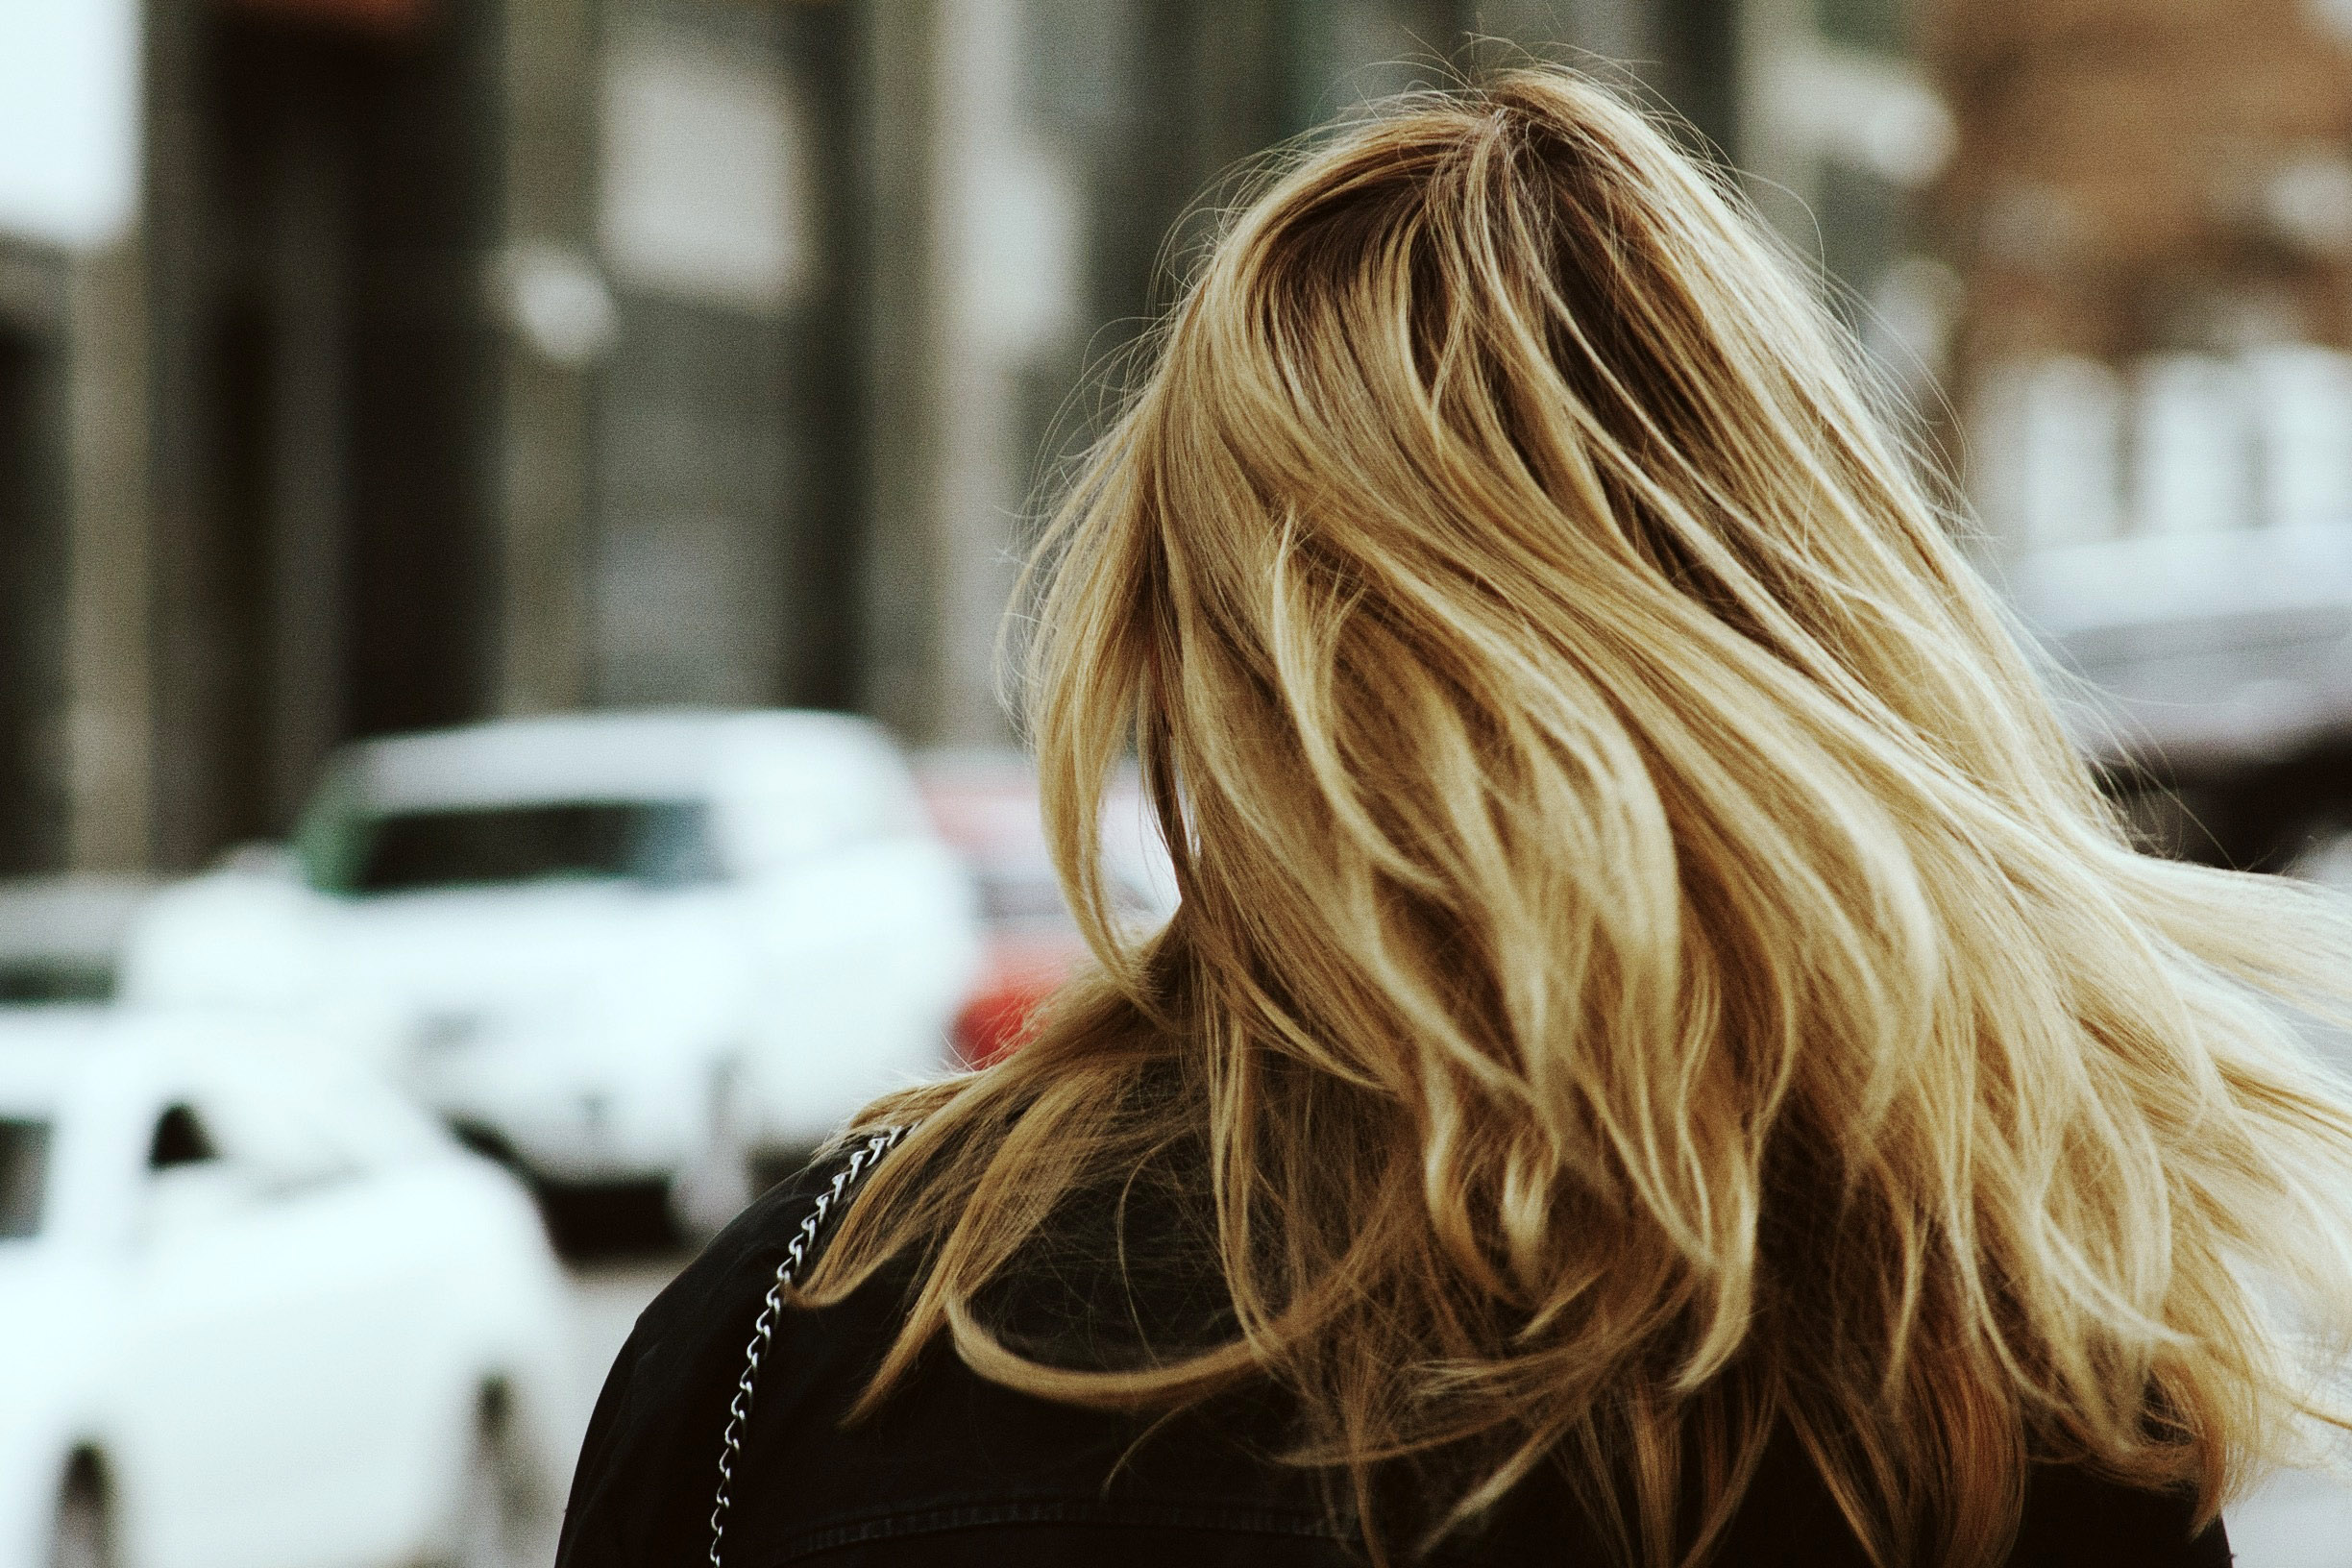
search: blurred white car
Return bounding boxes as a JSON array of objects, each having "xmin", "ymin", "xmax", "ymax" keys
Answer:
[
  {"xmin": 120, "ymin": 710, "xmax": 982, "ymax": 1230},
  {"xmin": 0, "ymin": 1010, "xmax": 570, "ymax": 1568}
]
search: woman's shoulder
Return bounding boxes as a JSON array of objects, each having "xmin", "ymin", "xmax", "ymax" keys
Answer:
[
  {"xmin": 553, "ymin": 1138, "xmax": 1350, "ymax": 1568},
  {"xmin": 553, "ymin": 1139, "xmax": 919, "ymax": 1568},
  {"xmin": 553, "ymin": 1138, "xmax": 2234, "ymax": 1568}
]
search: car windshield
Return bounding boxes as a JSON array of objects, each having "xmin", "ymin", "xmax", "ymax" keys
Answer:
[
  {"xmin": 0, "ymin": 961, "xmax": 113, "ymax": 1002},
  {"xmin": 326, "ymin": 800, "xmax": 721, "ymax": 895},
  {"xmin": 0, "ymin": 1116, "xmax": 51, "ymax": 1239}
]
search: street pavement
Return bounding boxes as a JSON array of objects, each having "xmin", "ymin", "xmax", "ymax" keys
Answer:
[
  {"xmin": 552, "ymin": 1256, "xmax": 2351, "ymax": 1564},
  {"xmin": 559, "ymin": 1254, "xmax": 684, "ymax": 1472}
]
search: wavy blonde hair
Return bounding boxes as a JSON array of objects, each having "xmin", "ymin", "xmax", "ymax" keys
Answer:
[{"xmin": 809, "ymin": 68, "xmax": 2352, "ymax": 1566}]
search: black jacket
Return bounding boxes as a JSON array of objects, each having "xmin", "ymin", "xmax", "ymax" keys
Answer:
[{"xmin": 556, "ymin": 1146, "xmax": 2233, "ymax": 1567}]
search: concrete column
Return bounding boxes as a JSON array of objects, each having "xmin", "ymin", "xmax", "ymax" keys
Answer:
[
  {"xmin": 1471, "ymin": 0, "xmax": 1653, "ymax": 64},
  {"xmin": 865, "ymin": 0, "xmax": 1079, "ymax": 747},
  {"xmin": 860, "ymin": 0, "xmax": 948, "ymax": 739},
  {"xmin": 61, "ymin": 240, "xmax": 151, "ymax": 870},
  {"xmin": 929, "ymin": 0, "xmax": 1040, "ymax": 748},
  {"xmin": 1732, "ymin": 0, "xmax": 1820, "ymax": 242},
  {"xmin": 492, "ymin": 0, "xmax": 599, "ymax": 715},
  {"xmin": 142, "ymin": 0, "xmax": 225, "ymax": 870},
  {"xmin": 262, "ymin": 80, "xmax": 349, "ymax": 825}
]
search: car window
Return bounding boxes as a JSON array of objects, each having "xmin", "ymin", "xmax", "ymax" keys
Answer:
[
  {"xmin": 0, "ymin": 960, "xmax": 113, "ymax": 1002},
  {"xmin": 0, "ymin": 1116, "xmax": 51, "ymax": 1238},
  {"xmin": 328, "ymin": 799, "xmax": 721, "ymax": 894},
  {"xmin": 144, "ymin": 1100, "xmax": 257, "ymax": 1237},
  {"xmin": 147, "ymin": 1103, "xmax": 218, "ymax": 1170},
  {"xmin": 293, "ymin": 757, "xmax": 369, "ymax": 894}
]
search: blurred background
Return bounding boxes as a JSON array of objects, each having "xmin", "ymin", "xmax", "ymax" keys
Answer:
[
  {"xmin": 6, "ymin": 0, "xmax": 2352, "ymax": 1564},
  {"xmin": 5, "ymin": 0, "xmax": 2352, "ymax": 889}
]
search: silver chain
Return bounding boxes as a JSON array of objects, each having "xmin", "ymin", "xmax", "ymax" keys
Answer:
[{"xmin": 708, "ymin": 1124, "xmax": 911, "ymax": 1568}]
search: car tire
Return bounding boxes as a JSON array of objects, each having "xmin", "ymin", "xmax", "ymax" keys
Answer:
[
  {"xmin": 48, "ymin": 1464, "xmax": 113, "ymax": 1568},
  {"xmin": 444, "ymin": 1391, "xmax": 540, "ymax": 1568}
]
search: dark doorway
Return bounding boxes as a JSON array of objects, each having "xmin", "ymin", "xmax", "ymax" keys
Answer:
[
  {"xmin": 0, "ymin": 326, "xmax": 66, "ymax": 875},
  {"xmin": 149, "ymin": 2, "xmax": 494, "ymax": 866}
]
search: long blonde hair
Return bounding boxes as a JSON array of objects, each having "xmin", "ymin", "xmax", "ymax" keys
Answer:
[{"xmin": 811, "ymin": 68, "xmax": 2352, "ymax": 1567}]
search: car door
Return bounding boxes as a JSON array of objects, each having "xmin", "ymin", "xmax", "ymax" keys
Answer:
[
  {"xmin": 120, "ymin": 1057, "xmax": 433, "ymax": 1568},
  {"xmin": 284, "ymin": 1055, "xmax": 490, "ymax": 1561},
  {"xmin": 119, "ymin": 1088, "xmax": 331, "ymax": 1568}
]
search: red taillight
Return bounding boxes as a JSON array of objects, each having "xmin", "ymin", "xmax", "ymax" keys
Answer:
[
  {"xmin": 954, "ymin": 937, "xmax": 1086, "ymax": 1068},
  {"xmin": 954, "ymin": 977, "xmax": 1059, "ymax": 1067}
]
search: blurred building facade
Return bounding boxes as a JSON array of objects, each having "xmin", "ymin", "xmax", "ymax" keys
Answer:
[
  {"xmin": 0, "ymin": 0, "xmax": 1930, "ymax": 875},
  {"xmin": 1925, "ymin": 0, "xmax": 2352, "ymax": 865}
]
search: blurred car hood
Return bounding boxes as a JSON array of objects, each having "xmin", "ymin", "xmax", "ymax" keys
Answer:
[
  {"xmin": 127, "ymin": 870, "xmax": 753, "ymax": 1026},
  {"xmin": 320, "ymin": 882, "xmax": 752, "ymax": 1015}
]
